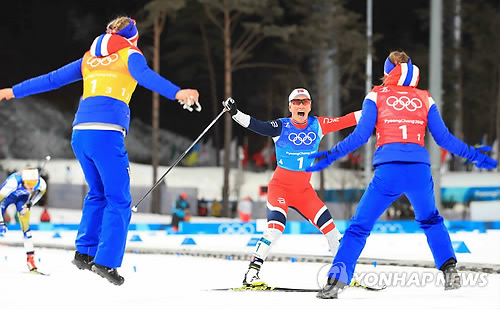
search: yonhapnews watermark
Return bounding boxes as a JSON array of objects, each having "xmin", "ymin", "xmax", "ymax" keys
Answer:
[{"xmin": 316, "ymin": 263, "xmax": 489, "ymax": 288}]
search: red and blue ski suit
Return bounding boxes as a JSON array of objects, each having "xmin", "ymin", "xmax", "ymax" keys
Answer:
[{"xmin": 322, "ymin": 62, "xmax": 483, "ymax": 284}]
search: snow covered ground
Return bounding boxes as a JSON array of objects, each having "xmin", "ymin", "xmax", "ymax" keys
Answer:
[
  {"xmin": 1, "ymin": 246, "xmax": 499, "ymax": 309},
  {"xmin": 1, "ymin": 208, "xmax": 499, "ymax": 309}
]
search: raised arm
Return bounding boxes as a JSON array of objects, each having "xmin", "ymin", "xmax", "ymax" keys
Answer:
[
  {"xmin": 11, "ymin": 59, "xmax": 83, "ymax": 99},
  {"xmin": 306, "ymin": 98, "xmax": 377, "ymax": 172},
  {"xmin": 222, "ymin": 98, "xmax": 282, "ymax": 137}
]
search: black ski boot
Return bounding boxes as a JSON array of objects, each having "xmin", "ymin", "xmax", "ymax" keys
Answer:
[
  {"xmin": 72, "ymin": 251, "xmax": 94, "ymax": 271},
  {"xmin": 92, "ymin": 263, "xmax": 125, "ymax": 286},
  {"xmin": 441, "ymin": 258, "xmax": 461, "ymax": 291},
  {"xmin": 317, "ymin": 277, "xmax": 348, "ymax": 299}
]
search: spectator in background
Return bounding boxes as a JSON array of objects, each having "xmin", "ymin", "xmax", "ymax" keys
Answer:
[
  {"xmin": 65, "ymin": 166, "xmax": 72, "ymax": 184},
  {"xmin": 237, "ymin": 196, "xmax": 253, "ymax": 222},
  {"xmin": 40, "ymin": 206, "xmax": 51, "ymax": 222},
  {"xmin": 231, "ymin": 201, "xmax": 238, "ymax": 218},
  {"xmin": 197, "ymin": 197, "xmax": 208, "ymax": 216},
  {"xmin": 210, "ymin": 199, "xmax": 222, "ymax": 217},
  {"xmin": 171, "ymin": 192, "xmax": 190, "ymax": 232}
]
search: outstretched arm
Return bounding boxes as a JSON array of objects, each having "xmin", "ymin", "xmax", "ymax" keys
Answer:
[
  {"xmin": 428, "ymin": 102, "xmax": 497, "ymax": 169},
  {"xmin": 128, "ymin": 51, "xmax": 198, "ymax": 104},
  {"xmin": 333, "ymin": 100, "xmax": 377, "ymax": 156},
  {"xmin": 234, "ymin": 111, "xmax": 283, "ymax": 137},
  {"xmin": 222, "ymin": 98, "xmax": 282, "ymax": 137},
  {"xmin": 306, "ymin": 99, "xmax": 377, "ymax": 172},
  {"xmin": 317, "ymin": 110, "xmax": 362, "ymax": 134},
  {"xmin": 10, "ymin": 59, "xmax": 83, "ymax": 99}
]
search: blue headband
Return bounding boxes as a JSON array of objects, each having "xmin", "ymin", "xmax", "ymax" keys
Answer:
[
  {"xmin": 384, "ymin": 56, "xmax": 412, "ymax": 75},
  {"xmin": 117, "ymin": 18, "xmax": 138, "ymax": 40}
]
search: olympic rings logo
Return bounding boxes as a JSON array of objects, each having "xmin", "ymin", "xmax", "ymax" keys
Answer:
[
  {"xmin": 386, "ymin": 96, "xmax": 422, "ymax": 112},
  {"xmin": 86, "ymin": 54, "xmax": 119, "ymax": 67},
  {"xmin": 218, "ymin": 223, "xmax": 255, "ymax": 234},
  {"xmin": 372, "ymin": 223, "xmax": 405, "ymax": 233},
  {"xmin": 288, "ymin": 132, "xmax": 317, "ymax": 145}
]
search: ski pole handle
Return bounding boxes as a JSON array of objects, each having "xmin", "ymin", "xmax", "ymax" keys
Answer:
[{"xmin": 132, "ymin": 107, "xmax": 227, "ymax": 213}]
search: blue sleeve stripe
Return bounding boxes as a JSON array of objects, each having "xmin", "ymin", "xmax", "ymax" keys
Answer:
[
  {"xmin": 94, "ymin": 34, "xmax": 105, "ymax": 57},
  {"xmin": 403, "ymin": 64, "xmax": 413, "ymax": 86}
]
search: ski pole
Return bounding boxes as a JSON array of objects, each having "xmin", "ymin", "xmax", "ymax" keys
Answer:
[
  {"xmin": 131, "ymin": 98, "xmax": 233, "ymax": 212},
  {"xmin": 40, "ymin": 155, "xmax": 51, "ymax": 172}
]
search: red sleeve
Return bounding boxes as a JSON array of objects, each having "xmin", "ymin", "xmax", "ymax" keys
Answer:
[{"xmin": 317, "ymin": 112, "xmax": 359, "ymax": 134}]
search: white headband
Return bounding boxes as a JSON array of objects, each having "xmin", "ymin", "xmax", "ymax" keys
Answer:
[{"xmin": 22, "ymin": 169, "xmax": 39, "ymax": 181}]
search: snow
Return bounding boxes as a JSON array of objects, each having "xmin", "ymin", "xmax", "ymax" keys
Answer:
[
  {"xmin": 0, "ymin": 246, "xmax": 499, "ymax": 309},
  {"xmin": 1, "ymin": 209, "xmax": 500, "ymax": 309}
]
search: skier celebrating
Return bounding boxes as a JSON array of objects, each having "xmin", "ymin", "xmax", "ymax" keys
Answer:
[
  {"xmin": 0, "ymin": 167, "xmax": 47, "ymax": 272},
  {"xmin": 223, "ymin": 88, "xmax": 361, "ymax": 286},
  {"xmin": 308, "ymin": 51, "xmax": 498, "ymax": 299},
  {"xmin": 0, "ymin": 16, "xmax": 200, "ymax": 285}
]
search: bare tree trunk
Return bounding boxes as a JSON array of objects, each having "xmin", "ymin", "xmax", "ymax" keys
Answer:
[
  {"xmin": 453, "ymin": 0, "xmax": 463, "ymax": 141},
  {"xmin": 151, "ymin": 12, "xmax": 166, "ymax": 214},
  {"xmin": 453, "ymin": 0, "xmax": 464, "ymax": 171},
  {"xmin": 317, "ymin": 45, "xmax": 326, "ymax": 201},
  {"xmin": 199, "ymin": 20, "xmax": 221, "ymax": 166},
  {"xmin": 222, "ymin": 2, "xmax": 232, "ymax": 217}
]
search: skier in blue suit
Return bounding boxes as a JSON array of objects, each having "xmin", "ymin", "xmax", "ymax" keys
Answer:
[{"xmin": 0, "ymin": 168, "xmax": 46, "ymax": 272}]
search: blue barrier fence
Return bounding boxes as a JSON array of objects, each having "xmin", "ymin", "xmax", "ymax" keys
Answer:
[
  {"xmin": 441, "ymin": 187, "xmax": 500, "ymax": 202},
  {"xmin": 3, "ymin": 220, "xmax": 500, "ymax": 234}
]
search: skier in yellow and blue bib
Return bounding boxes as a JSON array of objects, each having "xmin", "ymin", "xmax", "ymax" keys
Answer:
[{"xmin": 0, "ymin": 16, "xmax": 200, "ymax": 285}]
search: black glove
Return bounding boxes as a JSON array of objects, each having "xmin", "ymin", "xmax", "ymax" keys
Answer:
[
  {"xmin": 222, "ymin": 98, "xmax": 237, "ymax": 116},
  {"xmin": 26, "ymin": 201, "xmax": 33, "ymax": 209}
]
